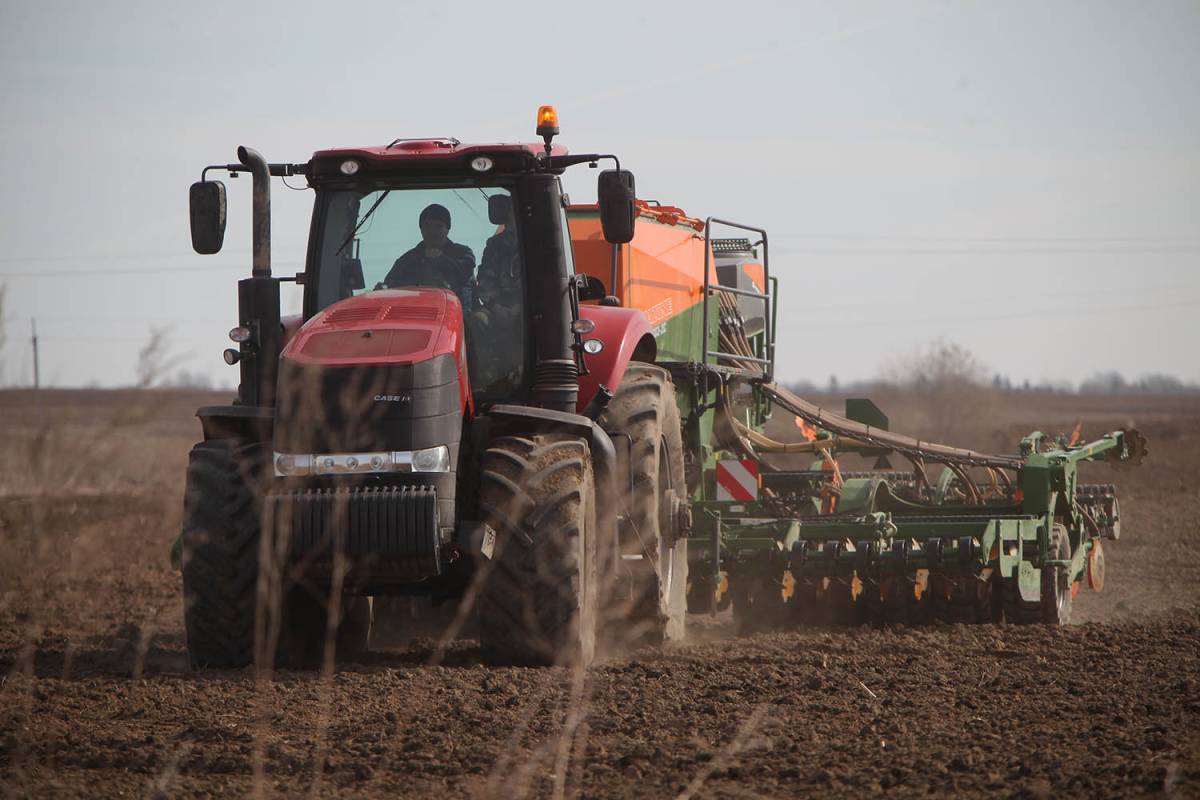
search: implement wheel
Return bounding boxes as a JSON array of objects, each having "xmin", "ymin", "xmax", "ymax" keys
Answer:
[
  {"xmin": 477, "ymin": 435, "xmax": 598, "ymax": 666},
  {"xmin": 599, "ymin": 364, "xmax": 689, "ymax": 647},
  {"xmin": 1003, "ymin": 524, "xmax": 1073, "ymax": 625}
]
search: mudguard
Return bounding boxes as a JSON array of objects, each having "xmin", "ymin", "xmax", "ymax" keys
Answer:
[{"xmin": 576, "ymin": 305, "xmax": 656, "ymax": 413}]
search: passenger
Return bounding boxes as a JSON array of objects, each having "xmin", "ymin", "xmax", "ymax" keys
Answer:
[
  {"xmin": 380, "ymin": 203, "xmax": 476, "ymax": 303},
  {"xmin": 475, "ymin": 201, "xmax": 522, "ymax": 324},
  {"xmin": 467, "ymin": 198, "xmax": 524, "ymax": 393}
]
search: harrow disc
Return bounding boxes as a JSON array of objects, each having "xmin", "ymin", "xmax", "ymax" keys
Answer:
[
  {"xmin": 884, "ymin": 571, "xmax": 932, "ymax": 625},
  {"xmin": 798, "ymin": 577, "xmax": 858, "ymax": 627},
  {"xmin": 731, "ymin": 569, "xmax": 789, "ymax": 634},
  {"xmin": 788, "ymin": 576, "xmax": 826, "ymax": 626},
  {"xmin": 1087, "ymin": 540, "xmax": 1106, "ymax": 591},
  {"xmin": 929, "ymin": 571, "xmax": 996, "ymax": 624}
]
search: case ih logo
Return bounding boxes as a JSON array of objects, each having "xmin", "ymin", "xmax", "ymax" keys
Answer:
[
  {"xmin": 374, "ymin": 394, "xmax": 411, "ymax": 403},
  {"xmin": 716, "ymin": 459, "xmax": 759, "ymax": 502}
]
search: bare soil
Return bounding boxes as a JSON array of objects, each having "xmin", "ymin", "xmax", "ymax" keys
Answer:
[{"xmin": 2, "ymin": 388, "xmax": 1198, "ymax": 798}]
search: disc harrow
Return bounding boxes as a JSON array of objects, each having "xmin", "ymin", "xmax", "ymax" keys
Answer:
[
  {"xmin": 689, "ymin": 407, "xmax": 1145, "ymax": 630},
  {"xmin": 683, "ymin": 286, "xmax": 1146, "ymax": 630}
]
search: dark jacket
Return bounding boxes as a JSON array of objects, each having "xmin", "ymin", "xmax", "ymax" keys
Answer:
[{"xmin": 383, "ymin": 240, "xmax": 476, "ymax": 302}]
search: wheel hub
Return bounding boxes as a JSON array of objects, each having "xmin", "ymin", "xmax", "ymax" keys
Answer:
[{"xmin": 662, "ymin": 489, "xmax": 691, "ymax": 546}]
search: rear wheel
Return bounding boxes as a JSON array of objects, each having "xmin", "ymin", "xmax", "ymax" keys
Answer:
[
  {"xmin": 599, "ymin": 364, "xmax": 689, "ymax": 648},
  {"xmin": 477, "ymin": 435, "xmax": 598, "ymax": 666}
]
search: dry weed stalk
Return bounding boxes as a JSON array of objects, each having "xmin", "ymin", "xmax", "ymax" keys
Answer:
[
  {"xmin": 147, "ymin": 741, "xmax": 194, "ymax": 799},
  {"xmin": 0, "ymin": 283, "xmax": 7, "ymax": 384},
  {"xmin": 675, "ymin": 703, "xmax": 770, "ymax": 800}
]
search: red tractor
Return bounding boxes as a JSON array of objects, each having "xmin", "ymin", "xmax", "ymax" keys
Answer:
[{"xmin": 181, "ymin": 108, "xmax": 688, "ymax": 668}]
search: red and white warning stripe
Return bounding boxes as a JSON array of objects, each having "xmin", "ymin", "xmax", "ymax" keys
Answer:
[{"xmin": 716, "ymin": 459, "xmax": 759, "ymax": 502}]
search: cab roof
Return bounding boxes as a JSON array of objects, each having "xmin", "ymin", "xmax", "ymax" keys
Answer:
[
  {"xmin": 312, "ymin": 139, "xmax": 567, "ymax": 161},
  {"xmin": 308, "ymin": 139, "xmax": 569, "ymax": 181}
]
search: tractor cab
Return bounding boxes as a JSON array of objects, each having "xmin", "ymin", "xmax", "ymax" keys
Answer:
[
  {"xmin": 179, "ymin": 108, "xmax": 684, "ymax": 670},
  {"xmin": 301, "ymin": 143, "xmax": 557, "ymax": 406}
]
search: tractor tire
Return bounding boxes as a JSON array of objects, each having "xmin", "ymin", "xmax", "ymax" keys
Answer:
[
  {"xmin": 477, "ymin": 435, "xmax": 598, "ymax": 666},
  {"xmin": 181, "ymin": 439, "xmax": 373, "ymax": 670},
  {"xmin": 598, "ymin": 363, "xmax": 688, "ymax": 648},
  {"xmin": 1003, "ymin": 524, "xmax": 1073, "ymax": 625},
  {"xmin": 180, "ymin": 439, "xmax": 266, "ymax": 669}
]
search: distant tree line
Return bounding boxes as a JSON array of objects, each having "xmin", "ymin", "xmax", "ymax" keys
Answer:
[{"xmin": 785, "ymin": 340, "xmax": 1199, "ymax": 396}]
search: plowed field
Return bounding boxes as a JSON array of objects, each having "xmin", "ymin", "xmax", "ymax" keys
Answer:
[{"xmin": 2, "ymin": 389, "xmax": 1198, "ymax": 798}]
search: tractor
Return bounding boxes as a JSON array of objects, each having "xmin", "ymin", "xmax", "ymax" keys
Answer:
[
  {"xmin": 181, "ymin": 106, "xmax": 1145, "ymax": 671},
  {"xmin": 181, "ymin": 106, "xmax": 685, "ymax": 668}
]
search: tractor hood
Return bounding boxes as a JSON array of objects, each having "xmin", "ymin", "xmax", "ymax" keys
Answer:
[
  {"xmin": 282, "ymin": 288, "xmax": 464, "ymax": 368},
  {"xmin": 278, "ymin": 288, "xmax": 471, "ymax": 417},
  {"xmin": 272, "ymin": 289, "xmax": 470, "ymax": 512}
]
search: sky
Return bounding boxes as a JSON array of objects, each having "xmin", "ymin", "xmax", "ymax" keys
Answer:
[{"xmin": 1, "ymin": 0, "xmax": 1197, "ymax": 390}]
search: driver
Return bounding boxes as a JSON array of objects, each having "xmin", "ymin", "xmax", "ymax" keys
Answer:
[{"xmin": 380, "ymin": 203, "xmax": 476, "ymax": 303}]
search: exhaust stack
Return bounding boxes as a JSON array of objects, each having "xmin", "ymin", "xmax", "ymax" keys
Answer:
[
  {"xmin": 238, "ymin": 146, "xmax": 272, "ymax": 278},
  {"xmin": 235, "ymin": 145, "xmax": 281, "ymax": 408}
]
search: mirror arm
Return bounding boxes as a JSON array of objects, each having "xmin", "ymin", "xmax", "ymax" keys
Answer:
[
  {"xmin": 201, "ymin": 164, "xmax": 243, "ymax": 182},
  {"xmin": 201, "ymin": 162, "xmax": 307, "ymax": 182},
  {"xmin": 547, "ymin": 153, "xmax": 621, "ymax": 172},
  {"xmin": 610, "ymin": 243, "xmax": 619, "ymax": 304}
]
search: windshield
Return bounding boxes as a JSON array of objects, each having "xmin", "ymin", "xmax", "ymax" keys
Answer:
[{"xmin": 311, "ymin": 186, "xmax": 528, "ymax": 399}]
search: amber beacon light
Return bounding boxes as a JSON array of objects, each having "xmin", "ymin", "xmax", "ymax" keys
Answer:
[
  {"xmin": 536, "ymin": 105, "xmax": 560, "ymax": 137},
  {"xmin": 536, "ymin": 105, "xmax": 560, "ymax": 155}
]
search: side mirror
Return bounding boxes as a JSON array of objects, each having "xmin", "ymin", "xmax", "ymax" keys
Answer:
[
  {"xmin": 189, "ymin": 180, "xmax": 227, "ymax": 254},
  {"xmin": 578, "ymin": 274, "xmax": 606, "ymax": 302},
  {"xmin": 597, "ymin": 169, "xmax": 635, "ymax": 244},
  {"xmin": 341, "ymin": 258, "xmax": 365, "ymax": 294},
  {"xmin": 488, "ymin": 194, "xmax": 513, "ymax": 225}
]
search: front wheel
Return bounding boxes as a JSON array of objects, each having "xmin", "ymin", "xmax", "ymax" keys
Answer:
[
  {"xmin": 180, "ymin": 440, "xmax": 265, "ymax": 669},
  {"xmin": 180, "ymin": 439, "xmax": 372, "ymax": 670},
  {"xmin": 477, "ymin": 435, "xmax": 598, "ymax": 666}
]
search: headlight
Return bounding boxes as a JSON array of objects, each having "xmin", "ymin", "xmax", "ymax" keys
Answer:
[
  {"xmin": 275, "ymin": 453, "xmax": 313, "ymax": 476},
  {"xmin": 274, "ymin": 447, "xmax": 452, "ymax": 476},
  {"xmin": 411, "ymin": 445, "xmax": 451, "ymax": 473}
]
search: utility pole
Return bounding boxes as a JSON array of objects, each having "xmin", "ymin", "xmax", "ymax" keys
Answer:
[{"xmin": 31, "ymin": 318, "xmax": 39, "ymax": 390}]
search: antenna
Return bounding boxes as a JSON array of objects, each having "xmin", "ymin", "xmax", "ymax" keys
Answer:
[{"xmin": 31, "ymin": 318, "xmax": 40, "ymax": 390}]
